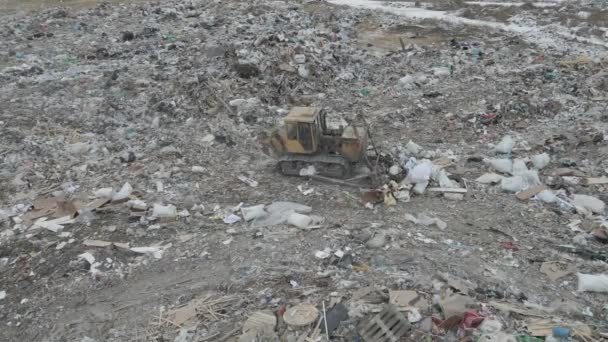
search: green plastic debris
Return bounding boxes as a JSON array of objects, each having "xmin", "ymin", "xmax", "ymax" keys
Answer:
[
  {"xmin": 125, "ymin": 127, "xmax": 137, "ymax": 139},
  {"xmin": 544, "ymin": 70, "xmax": 558, "ymax": 80},
  {"xmin": 359, "ymin": 88, "xmax": 370, "ymax": 97},
  {"xmin": 163, "ymin": 35, "xmax": 177, "ymax": 43},
  {"xmin": 471, "ymin": 47, "xmax": 483, "ymax": 57},
  {"xmin": 64, "ymin": 56, "xmax": 78, "ymax": 64}
]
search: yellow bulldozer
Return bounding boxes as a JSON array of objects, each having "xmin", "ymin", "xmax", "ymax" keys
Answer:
[{"xmin": 264, "ymin": 107, "xmax": 368, "ymax": 179}]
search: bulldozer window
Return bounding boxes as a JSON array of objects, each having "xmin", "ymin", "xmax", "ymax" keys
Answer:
[
  {"xmin": 298, "ymin": 123, "xmax": 313, "ymax": 151},
  {"xmin": 286, "ymin": 123, "xmax": 297, "ymax": 140}
]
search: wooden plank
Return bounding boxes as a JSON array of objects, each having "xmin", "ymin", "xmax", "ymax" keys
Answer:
[
  {"xmin": 586, "ymin": 177, "xmax": 608, "ymax": 185},
  {"xmin": 516, "ymin": 186, "xmax": 547, "ymax": 201},
  {"xmin": 427, "ymin": 187, "xmax": 467, "ymax": 193},
  {"xmin": 308, "ymin": 175, "xmax": 361, "ymax": 188}
]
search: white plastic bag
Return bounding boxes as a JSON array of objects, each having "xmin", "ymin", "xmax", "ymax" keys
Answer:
[
  {"xmin": 484, "ymin": 158, "xmax": 513, "ymax": 174},
  {"xmin": 405, "ymin": 140, "xmax": 423, "ymax": 156},
  {"xmin": 287, "ymin": 212, "xmax": 313, "ymax": 229},
  {"xmin": 152, "ymin": 204, "xmax": 177, "ymax": 218},
  {"xmin": 494, "ymin": 135, "xmax": 514, "ymax": 154},
  {"xmin": 407, "ymin": 160, "xmax": 433, "ymax": 184},
  {"xmin": 501, "ymin": 176, "xmax": 525, "ymax": 192},
  {"xmin": 241, "ymin": 204, "xmax": 267, "ymax": 222},
  {"xmin": 476, "ymin": 173, "xmax": 503, "ymax": 184},
  {"xmin": 531, "ymin": 153, "xmax": 550, "ymax": 169},
  {"xmin": 536, "ymin": 190, "xmax": 557, "ymax": 203},
  {"xmin": 512, "ymin": 159, "xmax": 528, "ymax": 176},
  {"xmin": 572, "ymin": 194, "xmax": 605, "ymax": 214},
  {"xmin": 577, "ymin": 273, "xmax": 608, "ymax": 293}
]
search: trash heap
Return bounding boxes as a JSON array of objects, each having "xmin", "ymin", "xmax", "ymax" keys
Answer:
[
  {"xmin": 165, "ymin": 273, "xmax": 597, "ymax": 341},
  {"xmin": 1, "ymin": 0, "xmax": 608, "ymax": 340}
]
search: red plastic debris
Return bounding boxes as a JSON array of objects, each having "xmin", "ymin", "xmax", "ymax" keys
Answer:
[
  {"xmin": 481, "ymin": 113, "xmax": 497, "ymax": 120},
  {"xmin": 502, "ymin": 242, "xmax": 519, "ymax": 251},
  {"xmin": 460, "ymin": 310, "xmax": 484, "ymax": 329},
  {"xmin": 480, "ymin": 113, "xmax": 498, "ymax": 125}
]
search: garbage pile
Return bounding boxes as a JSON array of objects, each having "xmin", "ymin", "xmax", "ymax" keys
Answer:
[
  {"xmin": 164, "ymin": 274, "xmax": 597, "ymax": 341},
  {"xmin": 1, "ymin": 0, "xmax": 608, "ymax": 340}
]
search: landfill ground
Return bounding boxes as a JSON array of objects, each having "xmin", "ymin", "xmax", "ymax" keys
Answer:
[{"xmin": 1, "ymin": 0, "xmax": 608, "ymax": 341}]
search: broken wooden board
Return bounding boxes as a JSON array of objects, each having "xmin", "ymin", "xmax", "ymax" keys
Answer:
[
  {"xmin": 585, "ymin": 177, "xmax": 608, "ymax": 185},
  {"xmin": 516, "ymin": 186, "xmax": 547, "ymax": 201},
  {"xmin": 389, "ymin": 290, "xmax": 428, "ymax": 309},
  {"xmin": 32, "ymin": 216, "xmax": 75, "ymax": 233},
  {"xmin": 427, "ymin": 187, "xmax": 467, "ymax": 193},
  {"xmin": 85, "ymin": 197, "xmax": 111, "ymax": 211},
  {"xmin": 83, "ymin": 240, "xmax": 114, "ymax": 248},
  {"xmin": 553, "ymin": 168, "xmax": 585, "ymax": 177}
]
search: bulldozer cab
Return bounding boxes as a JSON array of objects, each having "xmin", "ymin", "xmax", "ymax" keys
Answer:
[{"xmin": 283, "ymin": 107, "xmax": 323, "ymax": 154}]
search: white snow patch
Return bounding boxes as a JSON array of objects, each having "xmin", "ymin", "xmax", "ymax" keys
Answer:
[{"xmin": 327, "ymin": 0, "xmax": 608, "ymax": 51}]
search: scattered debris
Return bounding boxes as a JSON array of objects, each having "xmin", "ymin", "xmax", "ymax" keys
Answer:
[
  {"xmin": 516, "ymin": 186, "xmax": 547, "ymax": 201},
  {"xmin": 237, "ymin": 175, "xmax": 258, "ymax": 188},
  {"xmin": 405, "ymin": 213, "xmax": 447, "ymax": 229},
  {"xmin": 32, "ymin": 215, "xmax": 75, "ymax": 233},
  {"xmin": 283, "ymin": 304, "xmax": 319, "ymax": 327},
  {"xmin": 476, "ymin": 173, "xmax": 503, "ymax": 184},
  {"xmin": 168, "ymin": 294, "xmax": 239, "ymax": 325},
  {"xmin": 1, "ymin": 0, "xmax": 608, "ymax": 340},
  {"xmin": 83, "ymin": 240, "xmax": 114, "ymax": 248},
  {"xmin": 315, "ymin": 248, "xmax": 332, "ymax": 259},
  {"xmin": 484, "ymin": 158, "xmax": 513, "ymax": 174},
  {"xmin": 540, "ymin": 261, "xmax": 576, "ymax": 281},
  {"xmin": 321, "ymin": 303, "xmax": 348, "ymax": 335},
  {"xmin": 241, "ymin": 205, "xmax": 266, "ymax": 222},
  {"xmin": 531, "ymin": 153, "xmax": 550, "ymax": 170},
  {"xmin": 77, "ymin": 252, "xmax": 101, "ymax": 277},
  {"xmin": 494, "ymin": 135, "xmax": 514, "ymax": 154},
  {"xmin": 572, "ymin": 195, "xmax": 605, "ymax": 214},
  {"xmin": 223, "ymin": 214, "xmax": 241, "ymax": 224},
  {"xmin": 152, "ymin": 204, "xmax": 178, "ymax": 218},
  {"xmin": 241, "ymin": 310, "xmax": 276, "ymax": 337},
  {"xmin": 287, "ymin": 212, "xmax": 323, "ymax": 229},
  {"xmin": 366, "ymin": 232, "xmax": 387, "ymax": 248},
  {"xmin": 585, "ymin": 177, "xmax": 608, "ymax": 185},
  {"xmin": 191, "ymin": 166, "xmax": 206, "ymax": 173},
  {"xmin": 389, "ymin": 290, "xmax": 428, "ymax": 309},
  {"xmin": 438, "ymin": 293, "xmax": 475, "ymax": 318},
  {"xmin": 359, "ymin": 305, "xmax": 410, "ymax": 342},
  {"xmin": 127, "ymin": 199, "xmax": 147, "ymax": 211},
  {"xmin": 111, "ymin": 182, "xmax": 133, "ymax": 203},
  {"xmin": 577, "ymin": 273, "xmax": 608, "ymax": 293}
]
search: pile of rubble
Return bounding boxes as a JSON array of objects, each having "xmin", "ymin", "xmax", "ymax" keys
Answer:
[{"xmin": 1, "ymin": 0, "xmax": 608, "ymax": 340}]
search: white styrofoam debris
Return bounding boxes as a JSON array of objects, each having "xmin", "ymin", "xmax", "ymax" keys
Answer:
[
  {"xmin": 494, "ymin": 135, "xmax": 514, "ymax": 154},
  {"xmin": 531, "ymin": 153, "xmax": 550, "ymax": 170},
  {"xmin": 407, "ymin": 160, "xmax": 433, "ymax": 184},
  {"xmin": 577, "ymin": 273, "xmax": 608, "ymax": 293},
  {"xmin": 484, "ymin": 158, "xmax": 513, "ymax": 174},
  {"xmin": 152, "ymin": 204, "xmax": 177, "ymax": 218},
  {"xmin": 476, "ymin": 173, "xmax": 503, "ymax": 184},
  {"xmin": 111, "ymin": 182, "xmax": 133, "ymax": 202},
  {"xmin": 572, "ymin": 194, "xmax": 605, "ymax": 214}
]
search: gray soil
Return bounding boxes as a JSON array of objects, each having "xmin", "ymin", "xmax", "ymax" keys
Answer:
[{"xmin": 1, "ymin": 0, "xmax": 608, "ymax": 341}]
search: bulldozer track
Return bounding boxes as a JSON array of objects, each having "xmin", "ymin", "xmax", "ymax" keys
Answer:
[{"xmin": 279, "ymin": 154, "xmax": 351, "ymax": 179}]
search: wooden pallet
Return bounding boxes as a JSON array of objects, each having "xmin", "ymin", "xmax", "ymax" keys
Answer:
[{"xmin": 359, "ymin": 305, "xmax": 411, "ymax": 342}]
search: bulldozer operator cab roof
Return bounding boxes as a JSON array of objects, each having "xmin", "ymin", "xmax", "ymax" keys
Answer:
[{"xmin": 283, "ymin": 107, "xmax": 320, "ymax": 124}]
